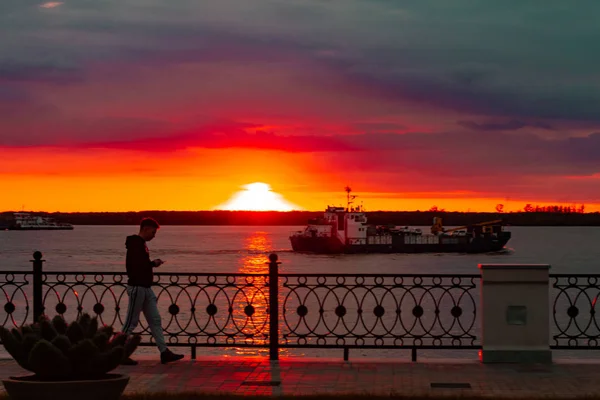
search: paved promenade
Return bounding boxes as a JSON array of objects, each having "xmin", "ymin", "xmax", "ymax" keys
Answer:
[{"xmin": 1, "ymin": 356, "xmax": 599, "ymax": 398}]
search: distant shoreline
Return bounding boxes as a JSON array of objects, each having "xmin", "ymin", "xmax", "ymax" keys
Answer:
[{"xmin": 2, "ymin": 211, "xmax": 600, "ymax": 226}]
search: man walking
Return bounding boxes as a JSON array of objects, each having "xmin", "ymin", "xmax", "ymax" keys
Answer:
[{"xmin": 121, "ymin": 217, "xmax": 184, "ymax": 365}]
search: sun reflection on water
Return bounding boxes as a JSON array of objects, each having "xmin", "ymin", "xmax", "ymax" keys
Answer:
[{"xmin": 229, "ymin": 230, "xmax": 289, "ymax": 358}]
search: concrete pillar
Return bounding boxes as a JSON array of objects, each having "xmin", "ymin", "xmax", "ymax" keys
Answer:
[{"xmin": 479, "ymin": 264, "xmax": 552, "ymax": 363}]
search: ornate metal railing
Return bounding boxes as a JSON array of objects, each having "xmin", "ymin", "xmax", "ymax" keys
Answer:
[
  {"xmin": 0, "ymin": 252, "xmax": 483, "ymax": 361},
  {"xmin": 0, "ymin": 272, "xmax": 31, "ymax": 328},
  {"xmin": 3, "ymin": 253, "xmax": 600, "ymax": 360},
  {"xmin": 40, "ymin": 272, "xmax": 272, "ymax": 359},
  {"xmin": 551, "ymin": 275, "xmax": 600, "ymax": 349},
  {"xmin": 281, "ymin": 274, "xmax": 479, "ymax": 360}
]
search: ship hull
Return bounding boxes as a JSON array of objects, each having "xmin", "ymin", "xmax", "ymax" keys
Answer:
[
  {"xmin": 290, "ymin": 232, "xmax": 511, "ymax": 254},
  {"xmin": 289, "ymin": 236, "xmax": 346, "ymax": 254}
]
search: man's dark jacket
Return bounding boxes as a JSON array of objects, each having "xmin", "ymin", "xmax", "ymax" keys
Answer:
[{"xmin": 125, "ymin": 235, "xmax": 155, "ymax": 287}]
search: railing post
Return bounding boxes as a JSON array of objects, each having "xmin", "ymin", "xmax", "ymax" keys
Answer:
[
  {"xmin": 479, "ymin": 263, "xmax": 552, "ymax": 363},
  {"xmin": 32, "ymin": 251, "xmax": 44, "ymax": 323},
  {"xmin": 268, "ymin": 253, "xmax": 280, "ymax": 361}
]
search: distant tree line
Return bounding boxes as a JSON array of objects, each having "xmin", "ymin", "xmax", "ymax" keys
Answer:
[
  {"xmin": 520, "ymin": 204, "xmax": 586, "ymax": 213},
  {"xmin": 2, "ymin": 210, "xmax": 599, "ymax": 226},
  {"xmin": 432, "ymin": 203, "xmax": 587, "ymax": 214}
]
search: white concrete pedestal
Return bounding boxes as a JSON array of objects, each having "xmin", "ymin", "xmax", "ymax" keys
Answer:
[{"xmin": 479, "ymin": 264, "xmax": 552, "ymax": 363}]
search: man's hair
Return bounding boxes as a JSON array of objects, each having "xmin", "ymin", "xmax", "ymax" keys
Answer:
[{"xmin": 140, "ymin": 217, "xmax": 160, "ymax": 229}]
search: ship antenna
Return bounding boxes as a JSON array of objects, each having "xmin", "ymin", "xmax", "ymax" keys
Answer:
[
  {"xmin": 345, "ymin": 186, "xmax": 351, "ymax": 211},
  {"xmin": 344, "ymin": 186, "xmax": 358, "ymax": 211}
]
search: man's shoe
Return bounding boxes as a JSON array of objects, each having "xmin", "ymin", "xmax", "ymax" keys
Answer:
[
  {"xmin": 160, "ymin": 349, "xmax": 184, "ymax": 364},
  {"xmin": 121, "ymin": 357, "xmax": 138, "ymax": 366}
]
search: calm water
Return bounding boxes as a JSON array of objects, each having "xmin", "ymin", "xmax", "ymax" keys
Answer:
[
  {"xmin": 1, "ymin": 225, "xmax": 599, "ymax": 361},
  {"xmin": 2, "ymin": 225, "xmax": 599, "ymax": 273}
]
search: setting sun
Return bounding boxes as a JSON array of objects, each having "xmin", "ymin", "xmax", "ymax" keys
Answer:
[{"xmin": 214, "ymin": 183, "xmax": 302, "ymax": 211}]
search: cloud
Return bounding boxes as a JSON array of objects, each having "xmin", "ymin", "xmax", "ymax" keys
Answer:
[
  {"xmin": 9, "ymin": 120, "xmax": 595, "ymax": 186},
  {"xmin": 2, "ymin": 0, "xmax": 600, "ymax": 204},
  {"xmin": 320, "ymin": 131, "xmax": 600, "ymax": 202},
  {"xmin": 457, "ymin": 119, "xmax": 554, "ymax": 131},
  {"xmin": 352, "ymin": 122, "xmax": 408, "ymax": 133},
  {"xmin": 39, "ymin": 2, "xmax": 63, "ymax": 9},
  {"xmin": 0, "ymin": 85, "xmax": 30, "ymax": 102},
  {"xmin": 0, "ymin": 62, "xmax": 83, "ymax": 84},
  {"xmin": 335, "ymin": 131, "xmax": 600, "ymax": 193},
  {"xmin": 3, "ymin": 1, "xmax": 599, "ymax": 107},
  {"xmin": 66, "ymin": 127, "xmax": 359, "ymax": 153}
]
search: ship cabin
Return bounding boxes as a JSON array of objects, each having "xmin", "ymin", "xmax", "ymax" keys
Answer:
[
  {"xmin": 13, "ymin": 212, "xmax": 44, "ymax": 226},
  {"xmin": 342, "ymin": 207, "xmax": 368, "ymax": 245},
  {"xmin": 299, "ymin": 205, "xmax": 369, "ymax": 245}
]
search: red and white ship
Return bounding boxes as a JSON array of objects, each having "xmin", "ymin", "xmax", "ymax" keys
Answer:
[{"xmin": 289, "ymin": 188, "xmax": 511, "ymax": 254}]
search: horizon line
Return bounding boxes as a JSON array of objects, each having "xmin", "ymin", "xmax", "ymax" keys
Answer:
[{"xmin": 1, "ymin": 209, "xmax": 597, "ymax": 214}]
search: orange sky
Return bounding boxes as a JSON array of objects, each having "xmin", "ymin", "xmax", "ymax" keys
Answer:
[
  {"xmin": 1, "ymin": 146, "xmax": 598, "ymax": 212},
  {"xmin": 2, "ymin": 1, "xmax": 600, "ymax": 213}
]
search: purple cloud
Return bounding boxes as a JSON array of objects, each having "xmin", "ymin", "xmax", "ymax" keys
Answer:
[{"xmin": 457, "ymin": 119, "xmax": 554, "ymax": 131}]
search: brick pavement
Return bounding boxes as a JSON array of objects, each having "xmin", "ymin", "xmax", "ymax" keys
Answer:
[{"xmin": 0, "ymin": 356, "xmax": 598, "ymax": 398}]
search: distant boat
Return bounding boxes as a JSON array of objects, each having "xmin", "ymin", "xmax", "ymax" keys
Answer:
[
  {"xmin": 1, "ymin": 212, "xmax": 74, "ymax": 230},
  {"xmin": 289, "ymin": 187, "xmax": 511, "ymax": 254}
]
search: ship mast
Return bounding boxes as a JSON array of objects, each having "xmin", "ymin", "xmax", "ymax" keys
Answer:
[{"xmin": 344, "ymin": 186, "xmax": 357, "ymax": 211}]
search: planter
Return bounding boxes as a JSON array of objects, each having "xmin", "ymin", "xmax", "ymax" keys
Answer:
[{"xmin": 2, "ymin": 373, "xmax": 130, "ymax": 400}]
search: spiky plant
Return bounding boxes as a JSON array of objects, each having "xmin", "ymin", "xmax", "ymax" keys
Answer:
[{"xmin": 0, "ymin": 313, "xmax": 140, "ymax": 380}]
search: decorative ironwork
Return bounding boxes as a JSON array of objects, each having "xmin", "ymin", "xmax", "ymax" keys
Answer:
[
  {"xmin": 0, "ymin": 252, "xmax": 490, "ymax": 360},
  {"xmin": 5, "ymin": 256, "xmax": 600, "ymax": 359},
  {"xmin": 40, "ymin": 272, "xmax": 270, "ymax": 347},
  {"xmin": 551, "ymin": 275, "xmax": 600, "ymax": 348},
  {"xmin": 0, "ymin": 272, "xmax": 31, "ymax": 328},
  {"xmin": 280, "ymin": 274, "xmax": 480, "ymax": 348}
]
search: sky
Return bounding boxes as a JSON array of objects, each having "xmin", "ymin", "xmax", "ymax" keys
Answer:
[{"xmin": 1, "ymin": 0, "xmax": 599, "ymax": 212}]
